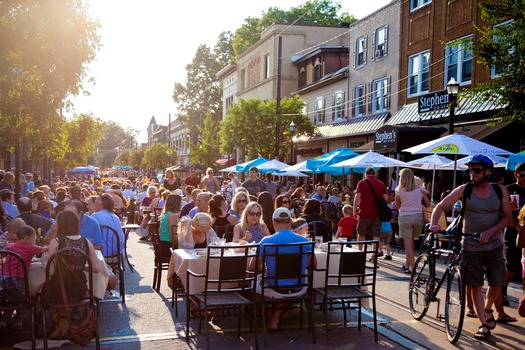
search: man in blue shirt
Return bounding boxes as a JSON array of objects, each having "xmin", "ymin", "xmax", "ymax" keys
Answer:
[
  {"xmin": 311, "ymin": 186, "xmax": 327, "ymax": 202},
  {"xmin": 91, "ymin": 194, "xmax": 125, "ymax": 256},
  {"xmin": 251, "ymin": 207, "xmax": 317, "ymax": 330}
]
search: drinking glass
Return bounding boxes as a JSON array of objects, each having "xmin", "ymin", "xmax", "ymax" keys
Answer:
[
  {"xmin": 315, "ymin": 236, "xmax": 323, "ymax": 249},
  {"xmin": 207, "ymin": 236, "xmax": 219, "ymax": 246},
  {"xmin": 122, "ymin": 216, "xmax": 128, "ymax": 225}
]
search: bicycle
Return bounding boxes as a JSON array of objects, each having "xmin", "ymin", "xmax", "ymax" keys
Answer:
[{"xmin": 408, "ymin": 225, "xmax": 476, "ymax": 344}]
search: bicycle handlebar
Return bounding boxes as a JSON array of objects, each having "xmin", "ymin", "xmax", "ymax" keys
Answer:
[{"xmin": 424, "ymin": 224, "xmax": 480, "ymax": 240}]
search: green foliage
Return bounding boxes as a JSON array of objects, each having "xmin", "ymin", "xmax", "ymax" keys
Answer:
[
  {"xmin": 62, "ymin": 113, "xmax": 104, "ymax": 168},
  {"xmin": 187, "ymin": 113, "xmax": 221, "ymax": 169},
  {"xmin": 470, "ymin": 0, "xmax": 525, "ymax": 123},
  {"xmin": 219, "ymin": 96, "xmax": 314, "ymax": 160},
  {"xmin": 141, "ymin": 143, "xmax": 173, "ymax": 170},
  {"xmin": 0, "ymin": 0, "xmax": 100, "ymax": 169},
  {"xmin": 94, "ymin": 121, "xmax": 138, "ymax": 168},
  {"xmin": 129, "ymin": 147, "xmax": 145, "ymax": 169},
  {"xmin": 173, "ymin": 38, "xmax": 234, "ymax": 142},
  {"xmin": 233, "ymin": 0, "xmax": 356, "ymax": 56}
]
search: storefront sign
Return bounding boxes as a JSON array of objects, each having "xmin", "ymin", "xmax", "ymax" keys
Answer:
[
  {"xmin": 295, "ymin": 147, "xmax": 323, "ymax": 155},
  {"xmin": 418, "ymin": 90, "xmax": 449, "ymax": 113},
  {"xmin": 375, "ymin": 126, "xmax": 397, "ymax": 150}
]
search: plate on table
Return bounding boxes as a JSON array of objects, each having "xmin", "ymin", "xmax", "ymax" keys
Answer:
[{"xmin": 194, "ymin": 249, "xmax": 207, "ymax": 257}]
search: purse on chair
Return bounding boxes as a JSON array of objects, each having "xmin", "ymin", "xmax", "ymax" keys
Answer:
[{"xmin": 57, "ymin": 258, "xmax": 99, "ymax": 346}]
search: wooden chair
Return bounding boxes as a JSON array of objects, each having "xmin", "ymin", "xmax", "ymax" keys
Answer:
[
  {"xmin": 41, "ymin": 247, "xmax": 100, "ymax": 350},
  {"xmin": 100, "ymin": 225, "xmax": 125, "ymax": 303},
  {"xmin": 0, "ymin": 250, "xmax": 36, "ymax": 350},
  {"xmin": 259, "ymin": 242, "xmax": 316, "ymax": 346},
  {"xmin": 315, "ymin": 240, "xmax": 379, "ymax": 342},
  {"xmin": 186, "ymin": 244, "xmax": 259, "ymax": 350},
  {"xmin": 150, "ymin": 223, "xmax": 170, "ymax": 293}
]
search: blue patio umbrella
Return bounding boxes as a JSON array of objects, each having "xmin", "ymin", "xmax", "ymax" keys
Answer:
[
  {"xmin": 235, "ymin": 157, "xmax": 268, "ymax": 173},
  {"xmin": 506, "ymin": 151, "xmax": 525, "ymax": 171},
  {"xmin": 72, "ymin": 166, "xmax": 95, "ymax": 174},
  {"xmin": 306, "ymin": 148, "xmax": 359, "ymax": 175}
]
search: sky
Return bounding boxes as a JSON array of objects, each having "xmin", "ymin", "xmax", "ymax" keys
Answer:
[{"xmin": 71, "ymin": 0, "xmax": 393, "ymax": 143}]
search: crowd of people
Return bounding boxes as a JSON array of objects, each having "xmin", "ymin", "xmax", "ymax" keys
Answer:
[{"xmin": 1, "ymin": 157, "xmax": 525, "ymax": 338}]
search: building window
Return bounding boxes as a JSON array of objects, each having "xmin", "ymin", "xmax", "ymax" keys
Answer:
[
  {"xmin": 355, "ymin": 85, "xmax": 365, "ymax": 117},
  {"xmin": 408, "ymin": 50, "xmax": 430, "ymax": 97},
  {"xmin": 445, "ymin": 36, "xmax": 472, "ymax": 85},
  {"xmin": 225, "ymin": 96, "xmax": 234, "ymax": 110},
  {"xmin": 313, "ymin": 58, "xmax": 322, "ymax": 82},
  {"xmin": 491, "ymin": 20, "xmax": 513, "ymax": 79},
  {"xmin": 355, "ymin": 36, "xmax": 366, "ymax": 67},
  {"xmin": 299, "ymin": 67, "xmax": 306, "ymax": 88},
  {"xmin": 373, "ymin": 26, "xmax": 388, "ymax": 60},
  {"xmin": 372, "ymin": 78, "xmax": 388, "ymax": 113},
  {"xmin": 333, "ymin": 91, "xmax": 345, "ymax": 121},
  {"xmin": 315, "ymin": 97, "xmax": 324, "ymax": 125},
  {"xmin": 411, "ymin": 0, "xmax": 431, "ymax": 11},
  {"xmin": 264, "ymin": 54, "xmax": 270, "ymax": 79}
]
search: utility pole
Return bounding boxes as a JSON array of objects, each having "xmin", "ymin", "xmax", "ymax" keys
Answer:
[{"xmin": 275, "ymin": 36, "xmax": 282, "ymax": 160}]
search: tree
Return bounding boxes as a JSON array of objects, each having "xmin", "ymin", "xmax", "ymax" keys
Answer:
[
  {"xmin": 471, "ymin": 0, "xmax": 525, "ymax": 123},
  {"xmin": 141, "ymin": 143, "xmax": 174, "ymax": 170},
  {"xmin": 219, "ymin": 96, "xmax": 314, "ymax": 160},
  {"xmin": 186, "ymin": 113, "xmax": 222, "ymax": 169},
  {"xmin": 0, "ymin": 0, "xmax": 100, "ymax": 171},
  {"xmin": 95, "ymin": 121, "xmax": 138, "ymax": 168},
  {"xmin": 172, "ymin": 37, "xmax": 233, "ymax": 143},
  {"xmin": 233, "ymin": 0, "xmax": 356, "ymax": 55},
  {"xmin": 62, "ymin": 113, "xmax": 104, "ymax": 169}
]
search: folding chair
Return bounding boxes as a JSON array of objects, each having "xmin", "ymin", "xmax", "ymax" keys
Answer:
[
  {"xmin": 100, "ymin": 225, "xmax": 125, "ymax": 303},
  {"xmin": 315, "ymin": 240, "xmax": 379, "ymax": 342},
  {"xmin": 186, "ymin": 244, "xmax": 259, "ymax": 350}
]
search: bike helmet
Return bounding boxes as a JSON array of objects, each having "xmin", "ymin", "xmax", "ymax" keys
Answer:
[{"xmin": 466, "ymin": 154, "xmax": 494, "ymax": 169}]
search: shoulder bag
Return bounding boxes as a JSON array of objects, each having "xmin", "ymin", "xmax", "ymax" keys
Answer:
[{"xmin": 365, "ymin": 179, "xmax": 393, "ymax": 222}]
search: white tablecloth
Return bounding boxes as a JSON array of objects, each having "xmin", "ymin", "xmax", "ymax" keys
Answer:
[
  {"xmin": 167, "ymin": 248, "xmax": 359, "ymax": 294},
  {"xmin": 28, "ymin": 250, "xmax": 110, "ymax": 299}
]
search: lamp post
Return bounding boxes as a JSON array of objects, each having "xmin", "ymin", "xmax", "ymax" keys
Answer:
[
  {"xmin": 446, "ymin": 77, "xmax": 460, "ymax": 135},
  {"xmin": 289, "ymin": 121, "xmax": 296, "ymax": 164}
]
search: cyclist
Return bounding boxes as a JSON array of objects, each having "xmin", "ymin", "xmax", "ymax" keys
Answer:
[{"xmin": 429, "ymin": 155, "xmax": 512, "ymax": 340}]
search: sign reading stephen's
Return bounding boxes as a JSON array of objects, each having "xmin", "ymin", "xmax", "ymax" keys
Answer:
[
  {"xmin": 375, "ymin": 126, "xmax": 397, "ymax": 150},
  {"xmin": 418, "ymin": 90, "xmax": 449, "ymax": 113}
]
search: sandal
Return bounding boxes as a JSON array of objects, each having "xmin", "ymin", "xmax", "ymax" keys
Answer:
[
  {"xmin": 466, "ymin": 309, "xmax": 477, "ymax": 318},
  {"xmin": 484, "ymin": 309, "xmax": 496, "ymax": 330},
  {"xmin": 474, "ymin": 324, "xmax": 491, "ymax": 340},
  {"xmin": 496, "ymin": 314, "xmax": 518, "ymax": 323}
]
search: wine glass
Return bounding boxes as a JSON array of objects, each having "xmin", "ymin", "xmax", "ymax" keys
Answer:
[{"xmin": 315, "ymin": 236, "xmax": 323, "ymax": 250}]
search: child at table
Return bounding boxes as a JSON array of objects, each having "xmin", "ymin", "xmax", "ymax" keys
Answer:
[
  {"xmin": 335, "ymin": 205, "xmax": 358, "ymax": 240},
  {"xmin": 1, "ymin": 225, "xmax": 47, "ymax": 331},
  {"xmin": 291, "ymin": 218, "xmax": 309, "ymax": 238}
]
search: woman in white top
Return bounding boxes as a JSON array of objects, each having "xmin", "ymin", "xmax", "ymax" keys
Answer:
[
  {"xmin": 178, "ymin": 212, "xmax": 218, "ymax": 249},
  {"xmin": 395, "ymin": 168, "xmax": 430, "ymax": 273}
]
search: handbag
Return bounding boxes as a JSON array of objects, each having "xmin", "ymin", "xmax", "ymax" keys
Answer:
[
  {"xmin": 365, "ymin": 179, "xmax": 393, "ymax": 222},
  {"xmin": 57, "ymin": 256, "xmax": 98, "ymax": 346}
]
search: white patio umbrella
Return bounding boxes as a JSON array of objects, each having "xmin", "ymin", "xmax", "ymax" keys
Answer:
[
  {"xmin": 403, "ymin": 133, "xmax": 512, "ymax": 189},
  {"xmin": 219, "ymin": 165, "xmax": 239, "ymax": 173},
  {"xmin": 255, "ymin": 159, "xmax": 290, "ymax": 173},
  {"xmin": 330, "ymin": 150, "xmax": 408, "ymax": 169},
  {"xmin": 439, "ymin": 154, "xmax": 508, "ymax": 170},
  {"xmin": 406, "ymin": 154, "xmax": 453, "ymax": 201},
  {"xmin": 281, "ymin": 160, "xmax": 312, "ymax": 173},
  {"xmin": 273, "ymin": 169, "xmax": 309, "ymax": 177}
]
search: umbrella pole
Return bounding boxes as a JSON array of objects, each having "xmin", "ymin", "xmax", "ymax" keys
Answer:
[{"xmin": 431, "ymin": 164, "xmax": 436, "ymax": 204}]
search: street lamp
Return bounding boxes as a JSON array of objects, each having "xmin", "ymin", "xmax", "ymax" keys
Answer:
[
  {"xmin": 446, "ymin": 77, "xmax": 460, "ymax": 135},
  {"xmin": 289, "ymin": 121, "xmax": 297, "ymax": 164}
]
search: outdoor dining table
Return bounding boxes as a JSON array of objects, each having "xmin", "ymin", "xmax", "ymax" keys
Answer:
[
  {"xmin": 167, "ymin": 245, "xmax": 369, "ymax": 309},
  {"xmin": 121, "ymin": 223, "xmax": 140, "ymax": 272},
  {"xmin": 28, "ymin": 250, "xmax": 110, "ymax": 299}
]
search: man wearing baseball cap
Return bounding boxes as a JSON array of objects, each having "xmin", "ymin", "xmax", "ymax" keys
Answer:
[
  {"xmin": 430, "ymin": 154, "xmax": 512, "ymax": 339},
  {"xmin": 250, "ymin": 207, "xmax": 317, "ymax": 330}
]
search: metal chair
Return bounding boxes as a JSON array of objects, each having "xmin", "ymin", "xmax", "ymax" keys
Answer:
[
  {"xmin": 150, "ymin": 223, "xmax": 170, "ymax": 293},
  {"xmin": 314, "ymin": 240, "xmax": 379, "ymax": 343},
  {"xmin": 41, "ymin": 247, "xmax": 100, "ymax": 350},
  {"xmin": 186, "ymin": 244, "xmax": 259, "ymax": 350},
  {"xmin": 308, "ymin": 220, "xmax": 333, "ymax": 242},
  {"xmin": 0, "ymin": 250, "xmax": 36, "ymax": 350},
  {"xmin": 212, "ymin": 224, "xmax": 235, "ymax": 243},
  {"xmin": 259, "ymin": 241, "xmax": 316, "ymax": 346},
  {"xmin": 100, "ymin": 225, "xmax": 125, "ymax": 303}
]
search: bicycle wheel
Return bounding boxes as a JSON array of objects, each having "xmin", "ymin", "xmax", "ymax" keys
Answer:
[
  {"xmin": 409, "ymin": 254, "xmax": 431, "ymax": 320},
  {"xmin": 445, "ymin": 265, "xmax": 465, "ymax": 344}
]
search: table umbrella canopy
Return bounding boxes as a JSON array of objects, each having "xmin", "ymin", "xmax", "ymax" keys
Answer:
[
  {"xmin": 71, "ymin": 166, "xmax": 95, "ymax": 174},
  {"xmin": 405, "ymin": 154, "xmax": 453, "ymax": 170},
  {"xmin": 255, "ymin": 159, "xmax": 290, "ymax": 173},
  {"xmin": 281, "ymin": 160, "xmax": 311, "ymax": 173},
  {"xmin": 506, "ymin": 151, "xmax": 525, "ymax": 171},
  {"xmin": 402, "ymin": 133, "xmax": 512, "ymax": 156},
  {"xmin": 306, "ymin": 148, "xmax": 359, "ymax": 175},
  {"xmin": 273, "ymin": 169, "xmax": 309, "ymax": 177},
  {"xmin": 331, "ymin": 150, "xmax": 408, "ymax": 170},
  {"xmin": 440, "ymin": 154, "xmax": 508, "ymax": 170},
  {"xmin": 235, "ymin": 157, "xmax": 268, "ymax": 173}
]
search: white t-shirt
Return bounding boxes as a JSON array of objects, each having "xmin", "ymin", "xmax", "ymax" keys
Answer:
[{"xmin": 396, "ymin": 188, "xmax": 424, "ymax": 216}]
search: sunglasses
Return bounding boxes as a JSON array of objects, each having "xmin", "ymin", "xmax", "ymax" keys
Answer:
[
  {"xmin": 468, "ymin": 168, "xmax": 483, "ymax": 174},
  {"xmin": 518, "ymin": 174, "xmax": 525, "ymax": 179},
  {"xmin": 248, "ymin": 211, "xmax": 261, "ymax": 217},
  {"xmin": 281, "ymin": 200, "xmax": 290, "ymax": 204},
  {"xmin": 238, "ymin": 199, "xmax": 247, "ymax": 203}
]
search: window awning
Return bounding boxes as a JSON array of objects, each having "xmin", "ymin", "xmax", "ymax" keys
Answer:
[{"xmin": 216, "ymin": 158, "xmax": 236, "ymax": 166}]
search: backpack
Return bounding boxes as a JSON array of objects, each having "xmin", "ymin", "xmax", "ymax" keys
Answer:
[{"xmin": 462, "ymin": 182, "xmax": 503, "ymax": 211}]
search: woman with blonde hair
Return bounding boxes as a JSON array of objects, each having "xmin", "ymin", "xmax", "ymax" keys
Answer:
[
  {"xmin": 229, "ymin": 191, "xmax": 249, "ymax": 220},
  {"xmin": 395, "ymin": 168, "xmax": 430, "ymax": 273},
  {"xmin": 161, "ymin": 169, "xmax": 180, "ymax": 191},
  {"xmin": 232, "ymin": 202, "xmax": 271, "ymax": 243},
  {"xmin": 201, "ymin": 167, "xmax": 220, "ymax": 194},
  {"xmin": 178, "ymin": 212, "xmax": 218, "ymax": 249}
]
